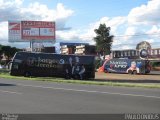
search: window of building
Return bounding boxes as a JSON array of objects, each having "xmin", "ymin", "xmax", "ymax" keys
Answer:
[
  {"xmin": 116, "ymin": 52, "xmax": 119, "ymax": 57},
  {"xmin": 118, "ymin": 52, "xmax": 120, "ymax": 57},
  {"xmin": 151, "ymin": 50, "xmax": 154, "ymax": 55},
  {"xmin": 155, "ymin": 50, "xmax": 157, "ymax": 55},
  {"xmin": 113, "ymin": 52, "xmax": 116, "ymax": 57},
  {"xmin": 132, "ymin": 51, "xmax": 135, "ymax": 56},
  {"xmin": 121, "ymin": 52, "xmax": 123, "ymax": 57},
  {"xmin": 148, "ymin": 49, "xmax": 151, "ymax": 55},
  {"xmin": 137, "ymin": 51, "xmax": 139, "ymax": 56},
  {"xmin": 136, "ymin": 51, "xmax": 139, "ymax": 56},
  {"xmin": 159, "ymin": 49, "xmax": 160, "ymax": 54},
  {"xmin": 124, "ymin": 52, "xmax": 127, "ymax": 56},
  {"xmin": 128, "ymin": 51, "xmax": 130, "ymax": 56},
  {"xmin": 151, "ymin": 50, "xmax": 153, "ymax": 55}
]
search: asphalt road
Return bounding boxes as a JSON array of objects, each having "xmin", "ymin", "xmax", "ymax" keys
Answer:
[{"xmin": 0, "ymin": 78, "xmax": 160, "ymax": 114}]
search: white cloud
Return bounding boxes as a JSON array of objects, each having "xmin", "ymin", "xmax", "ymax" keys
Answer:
[
  {"xmin": 147, "ymin": 25, "xmax": 160, "ymax": 34},
  {"xmin": 144, "ymin": 25, "xmax": 160, "ymax": 48},
  {"xmin": 121, "ymin": 45, "xmax": 132, "ymax": 50},
  {"xmin": 20, "ymin": 3, "xmax": 74, "ymax": 30},
  {"xmin": 0, "ymin": 0, "xmax": 74, "ymax": 46},
  {"xmin": 145, "ymin": 39, "xmax": 155, "ymax": 44},
  {"xmin": 0, "ymin": 1, "xmax": 74, "ymax": 30},
  {"xmin": 0, "ymin": 0, "xmax": 160, "ymax": 50},
  {"xmin": 128, "ymin": 0, "xmax": 160, "ymax": 25},
  {"xmin": 91, "ymin": 17, "xmax": 126, "ymax": 33},
  {"xmin": 55, "ymin": 16, "xmax": 126, "ymax": 45},
  {"xmin": 112, "ymin": 0, "xmax": 160, "ymax": 50},
  {"xmin": 0, "ymin": 22, "xmax": 8, "ymax": 45},
  {"xmin": 0, "ymin": 0, "xmax": 23, "ymax": 21},
  {"xmin": 56, "ymin": 29, "xmax": 95, "ymax": 44},
  {"xmin": 56, "ymin": 30, "xmax": 80, "ymax": 41},
  {"xmin": 122, "ymin": 26, "xmax": 137, "ymax": 41},
  {"xmin": 125, "ymin": 26, "xmax": 136, "ymax": 35},
  {"xmin": 55, "ymin": 3, "xmax": 73, "ymax": 19},
  {"xmin": 71, "ymin": 16, "xmax": 126, "ymax": 45}
]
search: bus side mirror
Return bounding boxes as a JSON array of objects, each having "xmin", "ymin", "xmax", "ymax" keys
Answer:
[{"xmin": 7, "ymin": 62, "xmax": 12, "ymax": 70}]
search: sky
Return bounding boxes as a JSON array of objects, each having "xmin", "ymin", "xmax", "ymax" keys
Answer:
[{"xmin": 0, "ymin": 0, "xmax": 160, "ymax": 51}]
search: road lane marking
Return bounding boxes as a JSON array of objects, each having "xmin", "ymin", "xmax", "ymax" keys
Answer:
[
  {"xmin": 17, "ymin": 83, "xmax": 160, "ymax": 99},
  {"xmin": 0, "ymin": 89, "xmax": 22, "ymax": 95}
]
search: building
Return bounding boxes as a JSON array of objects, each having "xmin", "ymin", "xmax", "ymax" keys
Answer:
[
  {"xmin": 112, "ymin": 41, "xmax": 160, "ymax": 60},
  {"xmin": 112, "ymin": 49, "xmax": 138, "ymax": 59},
  {"xmin": 24, "ymin": 46, "xmax": 56, "ymax": 53},
  {"xmin": 43, "ymin": 47, "xmax": 56, "ymax": 53},
  {"xmin": 60, "ymin": 42, "xmax": 89, "ymax": 54},
  {"xmin": 60, "ymin": 42, "xmax": 96, "ymax": 55},
  {"xmin": 75, "ymin": 45, "xmax": 96, "ymax": 55},
  {"xmin": 60, "ymin": 45, "xmax": 76, "ymax": 54}
]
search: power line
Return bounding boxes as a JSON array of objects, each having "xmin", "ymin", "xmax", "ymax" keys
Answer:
[
  {"xmin": 80, "ymin": 32, "xmax": 160, "ymax": 39},
  {"xmin": 86, "ymin": 41, "xmax": 160, "ymax": 46},
  {"xmin": 114, "ymin": 33, "xmax": 160, "ymax": 38}
]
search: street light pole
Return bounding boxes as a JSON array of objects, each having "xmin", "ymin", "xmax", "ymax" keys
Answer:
[{"xmin": 30, "ymin": 40, "xmax": 34, "ymax": 52}]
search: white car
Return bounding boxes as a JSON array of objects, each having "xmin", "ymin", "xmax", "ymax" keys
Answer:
[{"xmin": 0, "ymin": 65, "xmax": 6, "ymax": 69}]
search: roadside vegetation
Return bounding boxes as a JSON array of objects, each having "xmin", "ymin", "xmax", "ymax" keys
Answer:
[
  {"xmin": 0, "ymin": 44, "xmax": 21, "ymax": 67},
  {"xmin": 151, "ymin": 61, "xmax": 160, "ymax": 71},
  {"xmin": 0, "ymin": 69, "xmax": 160, "ymax": 89}
]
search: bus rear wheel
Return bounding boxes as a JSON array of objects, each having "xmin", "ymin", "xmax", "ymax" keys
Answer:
[{"xmin": 128, "ymin": 70, "xmax": 133, "ymax": 74}]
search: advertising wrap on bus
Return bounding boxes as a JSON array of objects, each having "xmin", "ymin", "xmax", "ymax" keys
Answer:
[
  {"xmin": 10, "ymin": 52, "xmax": 95, "ymax": 79},
  {"xmin": 104, "ymin": 59, "xmax": 151, "ymax": 74}
]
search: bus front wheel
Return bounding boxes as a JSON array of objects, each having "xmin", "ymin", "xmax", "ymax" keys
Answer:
[
  {"xmin": 133, "ymin": 70, "xmax": 137, "ymax": 75},
  {"xmin": 24, "ymin": 71, "xmax": 31, "ymax": 77},
  {"xmin": 104, "ymin": 69, "xmax": 108, "ymax": 73}
]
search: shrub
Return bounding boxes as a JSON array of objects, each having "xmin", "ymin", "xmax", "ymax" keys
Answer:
[
  {"xmin": 95, "ymin": 59, "xmax": 104, "ymax": 69},
  {"xmin": 151, "ymin": 62, "xmax": 160, "ymax": 67}
]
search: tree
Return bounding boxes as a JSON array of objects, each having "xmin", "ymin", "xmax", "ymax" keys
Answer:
[
  {"xmin": 0, "ymin": 45, "xmax": 3, "ymax": 61},
  {"xmin": 10, "ymin": 47, "xmax": 19, "ymax": 58},
  {"xmin": 1, "ymin": 46, "xmax": 20, "ymax": 62},
  {"xmin": 2, "ymin": 46, "xmax": 12, "ymax": 61},
  {"xmin": 94, "ymin": 24, "xmax": 114, "ymax": 60}
]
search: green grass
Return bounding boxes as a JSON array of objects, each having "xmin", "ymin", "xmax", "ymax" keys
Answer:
[{"xmin": 0, "ymin": 70, "xmax": 160, "ymax": 89}]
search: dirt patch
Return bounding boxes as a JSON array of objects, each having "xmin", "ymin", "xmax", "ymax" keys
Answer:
[
  {"xmin": 152, "ymin": 67, "xmax": 160, "ymax": 71},
  {"xmin": 95, "ymin": 72, "xmax": 160, "ymax": 83}
]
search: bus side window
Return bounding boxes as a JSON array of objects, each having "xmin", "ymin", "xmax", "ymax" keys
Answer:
[{"xmin": 13, "ymin": 63, "xmax": 18, "ymax": 69}]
